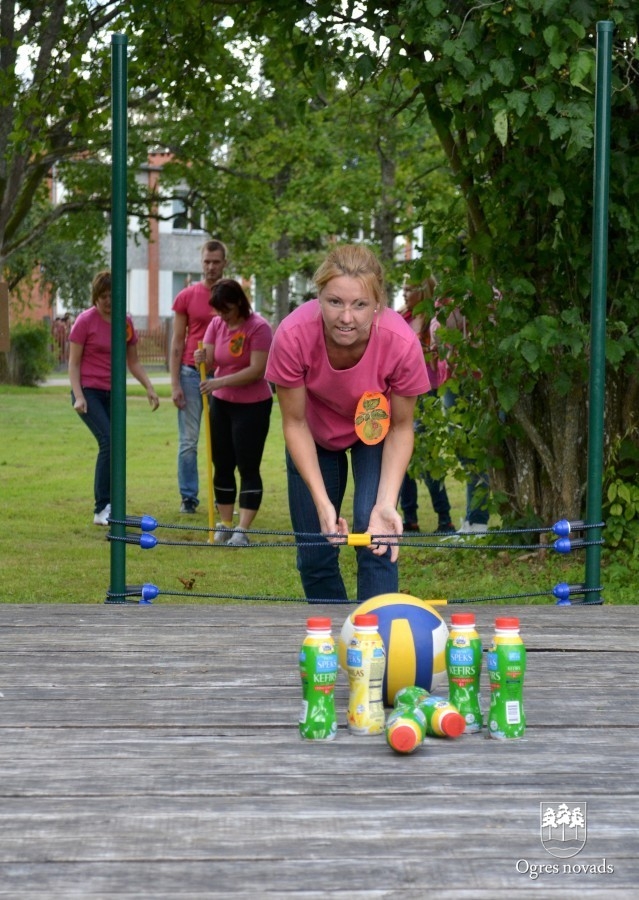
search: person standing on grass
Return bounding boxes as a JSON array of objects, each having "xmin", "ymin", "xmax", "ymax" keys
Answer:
[
  {"xmin": 398, "ymin": 276, "xmax": 455, "ymax": 535},
  {"xmin": 194, "ymin": 279, "xmax": 273, "ymax": 547},
  {"xmin": 265, "ymin": 243, "xmax": 430, "ymax": 602},
  {"xmin": 170, "ymin": 239, "xmax": 227, "ymax": 514},
  {"xmin": 68, "ymin": 271, "xmax": 159, "ymax": 526}
]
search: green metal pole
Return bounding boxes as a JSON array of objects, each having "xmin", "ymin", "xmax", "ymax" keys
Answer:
[
  {"xmin": 108, "ymin": 34, "xmax": 128, "ymax": 602},
  {"xmin": 585, "ymin": 21, "xmax": 613, "ymax": 603}
]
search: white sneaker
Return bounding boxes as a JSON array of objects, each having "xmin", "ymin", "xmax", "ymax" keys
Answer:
[
  {"xmin": 227, "ymin": 527, "xmax": 250, "ymax": 547},
  {"xmin": 93, "ymin": 504, "xmax": 111, "ymax": 526},
  {"xmin": 214, "ymin": 523, "xmax": 233, "ymax": 543},
  {"xmin": 457, "ymin": 519, "xmax": 488, "ymax": 535}
]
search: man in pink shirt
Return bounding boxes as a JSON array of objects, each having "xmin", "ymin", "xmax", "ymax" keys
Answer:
[{"xmin": 170, "ymin": 240, "xmax": 227, "ymax": 513}]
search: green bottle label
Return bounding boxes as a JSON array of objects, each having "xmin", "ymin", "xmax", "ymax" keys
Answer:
[
  {"xmin": 446, "ymin": 632, "xmax": 483, "ymax": 732},
  {"xmin": 487, "ymin": 639, "xmax": 526, "ymax": 739},
  {"xmin": 393, "ymin": 685, "xmax": 430, "ymax": 709},
  {"xmin": 299, "ymin": 637, "xmax": 338, "ymax": 741}
]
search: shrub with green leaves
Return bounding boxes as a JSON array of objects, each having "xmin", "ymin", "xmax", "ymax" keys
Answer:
[{"xmin": 6, "ymin": 321, "xmax": 54, "ymax": 386}]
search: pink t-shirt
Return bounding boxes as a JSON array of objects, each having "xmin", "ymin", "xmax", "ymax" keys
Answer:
[
  {"xmin": 203, "ymin": 313, "xmax": 273, "ymax": 404},
  {"xmin": 266, "ymin": 300, "xmax": 431, "ymax": 450},
  {"xmin": 172, "ymin": 282, "xmax": 216, "ymax": 366},
  {"xmin": 69, "ymin": 306, "xmax": 137, "ymax": 390}
]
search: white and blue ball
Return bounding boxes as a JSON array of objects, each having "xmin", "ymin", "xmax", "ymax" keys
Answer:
[{"xmin": 338, "ymin": 593, "xmax": 448, "ymax": 706}]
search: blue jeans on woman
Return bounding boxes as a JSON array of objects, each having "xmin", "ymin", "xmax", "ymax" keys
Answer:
[
  {"xmin": 177, "ymin": 365, "xmax": 205, "ymax": 506},
  {"xmin": 71, "ymin": 387, "xmax": 111, "ymax": 514},
  {"xmin": 286, "ymin": 440, "xmax": 398, "ymax": 602},
  {"xmin": 400, "ymin": 471, "xmax": 452, "ymax": 528}
]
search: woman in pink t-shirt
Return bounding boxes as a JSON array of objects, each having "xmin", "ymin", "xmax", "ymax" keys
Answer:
[
  {"xmin": 195, "ymin": 279, "xmax": 273, "ymax": 547},
  {"xmin": 68, "ymin": 271, "xmax": 159, "ymax": 525},
  {"xmin": 265, "ymin": 244, "xmax": 430, "ymax": 602}
]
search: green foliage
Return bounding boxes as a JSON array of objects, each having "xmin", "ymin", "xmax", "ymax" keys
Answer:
[
  {"xmin": 605, "ymin": 477, "xmax": 639, "ymax": 551},
  {"xmin": 5, "ymin": 322, "xmax": 54, "ymax": 386},
  {"xmin": 3, "ymin": 0, "xmax": 639, "ymax": 528}
]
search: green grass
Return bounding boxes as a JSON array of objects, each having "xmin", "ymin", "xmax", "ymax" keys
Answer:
[{"xmin": 0, "ymin": 382, "xmax": 626, "ymax": 604}]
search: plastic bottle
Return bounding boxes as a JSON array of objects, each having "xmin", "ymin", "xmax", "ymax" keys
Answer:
[
  {"xmin": 446, "ymin": 612, "xmax": 484, "ymax": 733},
  {"xmin": 393, "ymin": 685, "xmax": 430, "ymax": 710},
  {"xmin": 487, "ymin": 616, "xmax": 526, "ymax": 739},
  {"xmin": 346, "ymin": 613, "xmax": 386, "ymax": 735},
  {"xmin": 416, "ymin": 695, "xmax": 466, "ymax": 738},
  {"xmin": 385, "ymin": 705, "xmax": 427, "ymax": 754},
  {"xmin": 298, "ymin": 617, "xmax": 338, "ymax": 741}
]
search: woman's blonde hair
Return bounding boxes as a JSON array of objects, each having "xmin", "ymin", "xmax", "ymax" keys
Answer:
[{"xmin": 313, "ymin": 244, "xmax": 388, "ymax": 308}]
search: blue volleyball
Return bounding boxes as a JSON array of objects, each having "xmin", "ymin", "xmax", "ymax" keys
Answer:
[{"xmin": 338, "ymin": 593, "xmax": 449, "ymax": 706}]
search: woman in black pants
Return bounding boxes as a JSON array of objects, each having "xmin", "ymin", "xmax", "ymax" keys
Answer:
[{"xmin": 195, "ymin": 279, "xmax": 273, "ymax": 546}]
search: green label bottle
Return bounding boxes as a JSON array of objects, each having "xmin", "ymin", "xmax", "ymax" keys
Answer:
[
  {"xmin": 416, "ymin": 695, "xmax": 466, "ymax": 738},
  {"xmin": 346, "ymin": 614, "xmax": 386, "ymax": 735},
  {"xmin": 446, "ymin": 612, "xmax": 483, "ymax": 733},
  {"xmin": 386, "ymin": 705, "xmax": 426, "ymax": 754},
  {"xmin": 393, "ymin": 685, "xmax": 430, "ymax": 709},
  {"xmin": 299, "ymin": 617, "xmax": 338, "ymax": 741},
  {"xmin": 487, "ymin": 616, "xmax": 526, "ymax": 739}
]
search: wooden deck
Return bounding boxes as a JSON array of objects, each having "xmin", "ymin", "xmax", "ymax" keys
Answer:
[{"xmin": 0, "ymin": 602, "xmax": 637, "ymax": 898}]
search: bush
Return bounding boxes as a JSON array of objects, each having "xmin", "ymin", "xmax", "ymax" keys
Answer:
[{"xmin": 5, "ymin": 321, "xmax": 54, "ymax": 386}]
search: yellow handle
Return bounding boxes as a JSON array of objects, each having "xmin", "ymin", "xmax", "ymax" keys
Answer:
[{"xmin": 346, "ymin": 533, "xmax": 372, "ymax": 546}]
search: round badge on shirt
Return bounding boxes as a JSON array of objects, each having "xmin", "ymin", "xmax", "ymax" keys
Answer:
[
  {"xmin": 229, "ymin": 333, "xmax": 246, "ymax": 357},
  {"xmin": 354, "ymin": 391, "xmax": 390, "ymax": 444}
]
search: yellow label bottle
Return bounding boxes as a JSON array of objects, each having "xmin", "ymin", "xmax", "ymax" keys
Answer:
[{"xmin": 346, "ymin": 613, "xmax": 386, "ymax": 735}]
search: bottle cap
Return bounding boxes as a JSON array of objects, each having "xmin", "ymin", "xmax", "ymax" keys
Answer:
[
  {"xmin": 451, "ymin": 613, "xmax": 476, "ymax": 626},
  {"xmin": 495, "ymin": 617, "xmax": 520, "ymax": 630},
  {"xmin": 306, "ymin": 617, "xmax": 331, "ymax": 630},
  {"xmin": 353, "ymin": 613, "xmax": 378, "ymax": 627},
  {"xmin": 387, "ymin": 721, "xmax": 422, "ymax": 754},
  {"xmin": 440, "ymin": 710, "xmax": 466, "ymax": 738}
]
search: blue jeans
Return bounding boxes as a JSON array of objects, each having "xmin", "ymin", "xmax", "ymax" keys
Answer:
[
  {"xmin": 72, "ymin": 388, "xmax": 110, "ymax": 513},
  {"xmin": 443, "ymin": 388, "xmax": 489, "ymax": 526},
  {"xmin": 400, "ymin": 472, "xmax": 452, "ymax": 527},
  {"xmin": 177, "ymin": 365, "xmax": 204, "ymax": 505},
  {"xmin": 286, "ymin": 441, "xmax": 398, "ymax": 602}
]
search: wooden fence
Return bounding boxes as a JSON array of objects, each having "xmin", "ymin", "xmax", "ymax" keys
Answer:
[{"xmin": 51, "ymin": 319, "xmax": 171, "ymax": 371}]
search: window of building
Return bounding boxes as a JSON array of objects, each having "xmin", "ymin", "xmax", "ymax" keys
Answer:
[
  {"xmin": 172, "ymin": 191, "xmax": 205, "ymax": 232},
  {"xmin": 172, "ymin": 272, "xmax": 202, "ymax": 298}
]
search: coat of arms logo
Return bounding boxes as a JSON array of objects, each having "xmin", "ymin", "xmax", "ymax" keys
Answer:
[{"xmin": 540, "ymin": 802, "xmax": 587, "ymax": 858}]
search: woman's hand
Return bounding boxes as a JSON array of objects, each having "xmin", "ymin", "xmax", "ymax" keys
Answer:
[
  {"xmin": 193, "ymin": 348, "xmax": 206, "ymax": 366},
  {"xmin": 199, "ymin": 379, "xmax": 217, "ymax": 396},
  {"xmin": 317, "ymin": 503, "xmax": 349, "ymax": 544},
  {"xmin": 367, "ymin": 503, "xmax": 402, "ymax": 562},
  {"xmin": 147, "ymin": 389, "xmax": 160, "ymax": 411},
  {"xmin": 73, "ymin": 395, "xmax": 87, "ymax": 414}
]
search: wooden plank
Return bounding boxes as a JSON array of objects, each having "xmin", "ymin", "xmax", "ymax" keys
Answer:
[{"xmin": 0, "ymin": 603, "xmax": 636, "ymax": 896}]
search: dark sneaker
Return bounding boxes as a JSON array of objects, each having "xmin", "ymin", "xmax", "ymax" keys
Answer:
[
  {"xmin": 403, "ymin": 522, "xmax": 420, "ymax": 532},
  {"xmin": 180, "ymin": 499, "xmax": 197, "ymax": 514},
  {"xmin": 435, "ymin": 522, "xmax": 456, "ymax": 534}
]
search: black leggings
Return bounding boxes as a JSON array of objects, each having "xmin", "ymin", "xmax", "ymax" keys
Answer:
[{"xmin": 210, "ymin": 396, "xmax": 273, "ymax": 511}]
